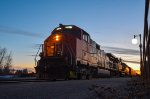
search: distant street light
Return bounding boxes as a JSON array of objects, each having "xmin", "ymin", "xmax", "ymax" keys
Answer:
[
  {"xmin": 132, "ymin": 38, "xmax": 138, "ymax": 44},
  {"xmin": 132, "ymin": 34, "xmax": 143, "ymax": 75}
]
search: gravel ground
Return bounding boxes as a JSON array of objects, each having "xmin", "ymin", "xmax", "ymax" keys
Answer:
[{"xmin": 0, "ymin": 78, "xmax": 131, "ymax": 99}]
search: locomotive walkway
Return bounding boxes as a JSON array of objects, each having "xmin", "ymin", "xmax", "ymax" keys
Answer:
[{"xmin": 0, "ymin": 78, "xmax": 133, "ymax": 99}]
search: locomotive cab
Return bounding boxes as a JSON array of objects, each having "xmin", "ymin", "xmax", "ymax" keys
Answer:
[
  {"xmin": 43, "ymin": 24, "xmax": 81, "ymax": 57},
  {"xmin": 36, "ymin": 24, "xmax": 83, "ymax": 79}
]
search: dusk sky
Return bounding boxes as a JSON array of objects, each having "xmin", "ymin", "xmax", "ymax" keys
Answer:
[{"xmin": 0, "ymin": 0, "xmax": 146, "ymax": 71}]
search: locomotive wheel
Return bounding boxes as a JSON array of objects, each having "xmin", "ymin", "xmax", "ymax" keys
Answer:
[
  {"xmin": 81, "ymin": 74, "xmax": 86, "ymax": 79},
  {"xmin": 77, "ymin": 73, "xmax": 82, "ymax": 80},
  {"xmin": 77, "ymin": 73, "xmax": 87, "ymax": 80},
  {"xmin": 65, "ymin": 73, "xmax": 69, "ymax": 80},
  {"xmin": 65, "ymin": 77, "xmax": 69, "ymax": 80},
  {"xmin": 86, "ymin": 74, "xmax": 92, "ymax": 80}
]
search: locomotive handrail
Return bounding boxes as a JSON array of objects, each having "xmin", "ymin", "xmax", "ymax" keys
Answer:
[{"xmin": 34, "ymin": 44, "xmax": 42, "ymax": 66}]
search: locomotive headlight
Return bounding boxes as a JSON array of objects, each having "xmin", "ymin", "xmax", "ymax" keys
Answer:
[{"xmin": 55, "ymin": 35, "xmax": 60, "ymax": 41}]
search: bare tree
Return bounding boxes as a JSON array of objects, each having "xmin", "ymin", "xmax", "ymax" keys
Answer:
[
  {"xmin": 0, "ymin": 47, "xmax": 7, "ymax": 65},
  {"xmin": 0, "ymin": 47, "xmax": 7, "ymax": 74},
  {"xmin": 0, "ymin": 47, "xmax": 13, "ymax": 75},
  {"xmin": 3, "ymin": 52, "xmax": 12, "ymax": 74}
]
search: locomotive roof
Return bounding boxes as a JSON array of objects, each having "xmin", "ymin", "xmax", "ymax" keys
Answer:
[
  {"xmin": 106, "ymin": 53, "xmax": 119, "ymax": 62},
  {"xmin": 53, "ymin": 24, "xmax": 90, "ymax": 36}
]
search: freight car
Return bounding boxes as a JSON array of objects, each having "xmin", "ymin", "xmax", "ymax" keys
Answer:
[
  {"xmin": 35, "ymin": 24, "xmax": 136, "ymax": 80},
  {"xmin": 106, "ymin": 53, "xmax": 122, "ymax": 77},
  {"xmin": 106, "ymin": 53, "xmax": 137, "ymax": 77},
  {"xmin": 121, "ymin": 63, "xmax": 137, "ymax": 77}
]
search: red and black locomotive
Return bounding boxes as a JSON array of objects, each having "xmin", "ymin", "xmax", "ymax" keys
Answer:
[{"xmin": 35, "ymin": 24, "xmax": 136, "ymax": 80}]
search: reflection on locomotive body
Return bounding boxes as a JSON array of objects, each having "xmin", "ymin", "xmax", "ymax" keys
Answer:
[{"xmin": 35, "ymin": 24, "xmax": 137, "ymax": 80}]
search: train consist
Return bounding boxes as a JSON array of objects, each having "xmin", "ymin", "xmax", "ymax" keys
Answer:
[{"xmin": 35, "ymin": 24, "xmax": 137, "ymax": 80}]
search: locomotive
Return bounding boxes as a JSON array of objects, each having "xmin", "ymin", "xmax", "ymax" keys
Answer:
[{"xmin": 35, "ymin": 24, "xmax": 135, "ymax": 80}]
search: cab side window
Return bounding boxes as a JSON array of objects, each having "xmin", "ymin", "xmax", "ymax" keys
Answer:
[{"xmin": 83, "ymin": 34, "xmax": 90, "ymax": 43}]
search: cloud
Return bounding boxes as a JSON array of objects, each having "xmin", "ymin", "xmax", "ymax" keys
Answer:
[
  {"xmin": 122, "ymin": 60, "xmax": 140, "ymax": 64},
  {"xmin": 102, "ymin": 46, "xmax": 140, "ymax": 56},
  {"xmin": 0, "ymin": 25, "xmax": 43, "ymax": 38},
  {"xmin": 102, "ymin": 46, "xmax": 140, "ymax": 64}
]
